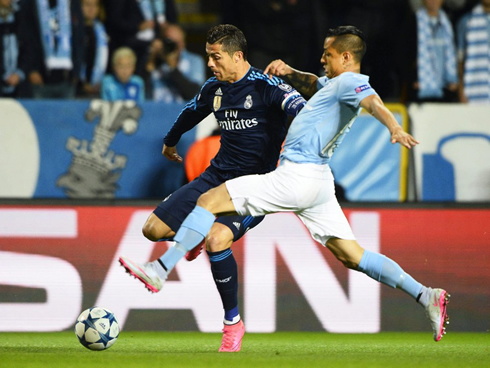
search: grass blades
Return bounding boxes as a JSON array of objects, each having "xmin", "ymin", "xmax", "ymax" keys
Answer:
[{"xmin": 0, "ymin": 332, "xmax": 488, "ymax": 368}]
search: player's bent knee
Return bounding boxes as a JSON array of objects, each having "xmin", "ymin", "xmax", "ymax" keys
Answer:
[
  {"xmin": 206, "ymin": 235, "xmax": 232, "ymax": 252},
  {"xmin": 326, "ymin": 239, "xmax": 363, "ymax": 270},
  {"xmin": 142, "ymin": 218, "xmax": 172, "ymax": 242},
  {"xmin": 328, "ymin": 250, "xmax": 359, "ymax": 269},
  {"xmin": 205, "ymin": 225, "xmax": 233, "ymax": 252},
  {"xmin": 142, "ymin": 221, "xmax": 160, "ymax": 241},
  {"xmin": 338, "ymin": 257, "xmax": 359, "ymax": 270}
]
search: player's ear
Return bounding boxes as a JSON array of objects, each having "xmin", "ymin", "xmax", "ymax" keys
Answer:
[
  {"xmin": 234, "ymin": 51, "xmax": 242, "ymax": 62},
  {"xmin": 342, "ymin": 51, "xmax": 353, "ymax": 65}
]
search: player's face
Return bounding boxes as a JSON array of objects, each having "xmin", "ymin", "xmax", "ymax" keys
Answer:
[
  {"xmin": 321, "ymin": 37, "xmax": 343, "ymax": 79},
  {"xmin": 206, "ymin": 43, "xmax": 239, "ymax": 83}
]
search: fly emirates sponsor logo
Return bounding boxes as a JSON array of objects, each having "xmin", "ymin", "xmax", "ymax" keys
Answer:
[{"xmin": 218, "ymin": 109, "xmax": 258, "ymax": 130}]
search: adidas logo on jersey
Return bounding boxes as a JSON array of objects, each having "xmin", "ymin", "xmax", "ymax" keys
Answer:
[
  {"xmin": 215, "ymin": 88, "xmax": 223, "ymax": 96},
  {"xmin": 233, "ymin": 222, "xmax": 241, "ymax": 230}
]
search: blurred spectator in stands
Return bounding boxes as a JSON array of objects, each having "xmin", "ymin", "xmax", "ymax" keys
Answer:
[
  {"xmin": 101, "ymin": 46, "xmax": 145, "ymax": 102},
  {"xmin": 335, "ymin": 0, "xmax": 413, "ymax": 101},
  {"xmin": 400, "ymin": 0, "xmax": 459, "ymax": 102},
  {"xmin": 77, "ymin": 0, "xmax": 108, "ymax": 99},
  {"xmin": 22, "ymin": 0, "xmax": 84, "ymax": 99},
  {"xmin": 0, "ymin": 0, "xmax": 27, "ymax": 97},
  {"xmin": 146, "ymin": 23, "xmax": 206, "ymax": 103},
  {"xmin": 410, "ymin": 0, "xmax": 468, "ymax": 22},
  {"xmin": 104, "ymin": 0, "xmax": 178, "ymax": 77},
  {"xmin": 457, "ymin": 0, "xmax": 490, "ymax": 103},
  {"xmin": 222, "ymin": 0, "xmax": 328, "ymax": 74}
]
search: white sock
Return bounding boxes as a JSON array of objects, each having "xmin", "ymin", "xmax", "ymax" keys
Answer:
[
  {"xmin": 417, "ymin": 286, "xmax": 430, "ymax": 308},
  {"xmin": 224, "ymin": 314, "xmax": 241, "ymax": 325},
  {"xmin": 151, "ymin": 260, "xmax": 169, "ymax": 280}
]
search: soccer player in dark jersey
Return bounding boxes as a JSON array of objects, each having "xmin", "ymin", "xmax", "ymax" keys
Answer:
[{"xmin": 119, "ymin": 24, "xmax": 306, "ymax": 352}]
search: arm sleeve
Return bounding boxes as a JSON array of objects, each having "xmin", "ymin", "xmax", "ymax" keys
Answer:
[
  {"xmin": 338, "ymin": 74, "xmax": 377, "ymax": 108},
  {"xmin": 163, "ymin": 81, "xmax": 213, "ymax": 146},
  {"xmin": 263, "ymin": 79, "xmax": 307, "ymax": 116}
]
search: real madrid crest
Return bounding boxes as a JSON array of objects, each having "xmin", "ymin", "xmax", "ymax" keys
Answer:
[
  {"xmin": 244, "ymin": 95, "xmax": 253, "ymax": 109},
  {"xmin": 278, "ymin": 83, "xmax": 293, "ymax": 92}
]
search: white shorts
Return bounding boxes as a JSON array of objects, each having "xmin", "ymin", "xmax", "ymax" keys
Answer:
[{"xmin": 225, "ymin": 159, "xmax": 356, "ymax": 245}]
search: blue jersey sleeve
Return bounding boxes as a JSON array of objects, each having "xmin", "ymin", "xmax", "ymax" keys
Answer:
[
  {"xmin": 338, "ymin": 73, "xmax": 377, "ymax": 108},
  {"xmin": 262, "ymin": 80, "xmax": 307, "ymax": 116},
  {"xmin": 164, "ymin": 79, "xmax": 213, "ymax": 146}
]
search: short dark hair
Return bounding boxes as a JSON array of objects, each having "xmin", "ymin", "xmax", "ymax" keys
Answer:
[
  {"xmin": 206, "ymin": 24, "xmax": 248, "ymax": 60},
  {"xmin": 326, "ymin": 25, "xmax": 367, "ymax": 62}
]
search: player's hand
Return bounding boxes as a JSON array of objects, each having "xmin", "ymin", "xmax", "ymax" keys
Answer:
[
  {"xmin": 162, "ymin": 144, "xmax": 183, "ymax": 163},
  {"xmin": 264, "ymin": 59, "xmax": 292, "ymax": 79},
  {"xmin": 391, "ymin": 128, "xmax": 419, "ymax": 149}
]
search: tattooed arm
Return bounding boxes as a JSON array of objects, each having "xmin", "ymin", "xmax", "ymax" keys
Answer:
[{"xmin": 264, "ymin": 59, "xmax": 318, "ymax": 99}]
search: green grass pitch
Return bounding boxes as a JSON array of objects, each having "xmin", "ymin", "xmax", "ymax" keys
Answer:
[{"xmin": 1, "ymin": 332, "xmax": 488, "ymax": 368}]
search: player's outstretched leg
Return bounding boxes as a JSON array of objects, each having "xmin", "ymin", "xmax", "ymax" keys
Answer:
[
  {"xmin": 219, "ymin": 320, "xmax": 245, "ymax": 352},
  {"xmin": 356, "ymin": 249, "xmax": 450, "ymax": 341},
  {"xmin": 119, "ymin": 256, "xmax": 167, "ymax": 293},
  {"xmin": 422, "ymin": 287, "xmax": 450, "ymax": 341},
  {"xmin": 120, "ymin": 206, "xmax": 215, "ymax": 291}
]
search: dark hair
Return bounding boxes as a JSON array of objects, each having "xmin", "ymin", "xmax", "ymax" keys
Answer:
[
  {"xmin": 206, "ymin": 24, "xmax": 248, "ymax": 60},
  {"xmin": 326, "ymin": 25, "xmax": 367, "ymax": 62}
]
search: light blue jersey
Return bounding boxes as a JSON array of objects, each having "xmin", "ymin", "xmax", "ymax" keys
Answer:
[{"xmin": 280, "ymin": 72, "xmax": 377, "ymax": 165}]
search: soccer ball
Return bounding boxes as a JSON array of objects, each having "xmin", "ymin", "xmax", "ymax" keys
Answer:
[{"xmin": 75, "ymin": 307, "xmax": 120, "ymax": 351}]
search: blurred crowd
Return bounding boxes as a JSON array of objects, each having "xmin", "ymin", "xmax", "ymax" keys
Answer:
[
  {"xmin": 1, "ymin": 0, "xmax": 490, "ymax": 104},
  {"xmin": 0, "ymin": 0, "xmax": 206, "ymax": 102}
]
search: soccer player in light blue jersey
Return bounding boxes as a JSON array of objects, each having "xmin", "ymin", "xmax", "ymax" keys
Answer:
[{"xmin": 121, "ymin": 25, "xmax": 450, "ymax": 344}]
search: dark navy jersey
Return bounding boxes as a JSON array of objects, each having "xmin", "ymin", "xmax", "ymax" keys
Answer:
[{"xmin": 164, "ymin": 66, "xmax": 306, "ymax": 175}]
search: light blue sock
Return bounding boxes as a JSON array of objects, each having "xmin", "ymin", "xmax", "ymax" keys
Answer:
[
  {"xmin": 358, "ymin": 249, "xmax": 423, "ymax": 299},
  {"xmin": 158, "ymin": 206, "xmax": 215, "ymax": 273}
]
